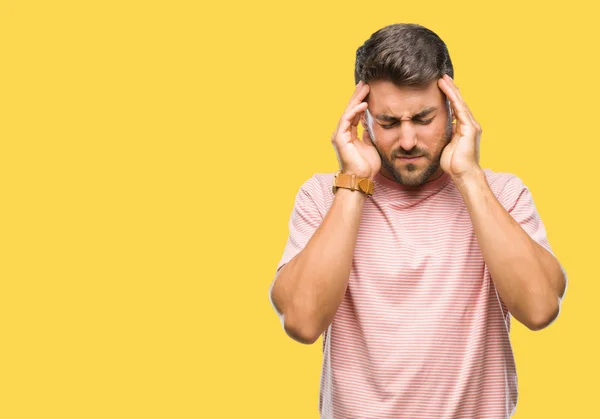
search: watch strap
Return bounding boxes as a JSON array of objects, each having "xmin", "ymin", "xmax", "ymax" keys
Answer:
[{"xmin": 332, "ymin": 171, "xmax": 374, "ymax": 197}]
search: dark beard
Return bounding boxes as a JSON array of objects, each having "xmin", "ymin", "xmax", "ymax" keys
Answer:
[{"xmin": 373, "ymin": 118, "xmax": 453, "ymax": 187}]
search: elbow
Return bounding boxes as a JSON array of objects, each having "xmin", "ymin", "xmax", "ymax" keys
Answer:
[
  {"xmin": 282, "ymin": 305, "xmax": 322, "ymax": 344},
  {"xmin": 523, "ymin": 270, "xmax": 567, "ymax": 331},
  {"xmin": 283, "ymin": 318, "xmax": 321, "ymax": 345},
  {"xmin": 269, "ymin": 279, "xmax": 321, "ymax": 345},
  {"xmin": 524, "ymin": 301, "xmax": 562, "ymax": 331},
  {"xmin": 525, "ymin": 317, "xmax": 553, "ymax": 332}
]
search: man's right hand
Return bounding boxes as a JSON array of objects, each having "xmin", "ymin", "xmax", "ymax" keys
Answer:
[{"xmin": 331, "ymin": 80, "xmax": 382, "ymax": 179}]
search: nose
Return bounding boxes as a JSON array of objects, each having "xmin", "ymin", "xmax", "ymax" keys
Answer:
[{"xmin": 396, "ymin": 121, "xmax": 417, "ymax": 151}]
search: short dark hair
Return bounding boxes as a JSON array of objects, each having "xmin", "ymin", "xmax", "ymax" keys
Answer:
[{"xmin": 354, "ymin": 23, "xmax": 454, "ymax": 87}]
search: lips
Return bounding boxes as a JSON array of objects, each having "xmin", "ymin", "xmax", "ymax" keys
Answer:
[{"xmin": 397, "ymin": 156, "xmax": 423, "ymax": 160}]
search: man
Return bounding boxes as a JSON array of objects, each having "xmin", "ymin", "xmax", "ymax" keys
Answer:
[{"xmin": 268, "ymin": 23, "xmax": 567, "ymax": 418}]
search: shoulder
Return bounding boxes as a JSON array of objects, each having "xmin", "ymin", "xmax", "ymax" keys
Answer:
[
  {"xmin": 298, "ymin": 172, "xmax": 335, "ymax": 197},
  {"xmin": 293, "ymin": 172, "xmax": 336, "ymax": 212},
  {"xmin": 482, "ymin": 167, "xmax": 524, "ymax": 190},
  {"xmin": 482, "ymin": 168, "xmax": 528, "ymax": 209}
]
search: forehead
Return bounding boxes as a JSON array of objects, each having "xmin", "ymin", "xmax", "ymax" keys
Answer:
[{"xmin": 367, "ymin": 79, "xmax": 443, "ymax": 116}]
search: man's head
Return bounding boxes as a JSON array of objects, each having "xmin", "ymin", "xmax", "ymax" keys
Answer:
[{"xmin": 355, "ymin": 23, "xmax": 454, "ymax": 187}]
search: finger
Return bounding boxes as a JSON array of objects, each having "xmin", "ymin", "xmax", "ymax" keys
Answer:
[
  {"xmin": 345, "ymin": 80, "xmax": 364, "ymax": 106},
  {"xmin": 345, "ymin": 82, "xmax": 370, "ymax": 113},
  {"xmin": 338, "ymin": 102, "xmax": 368, "ymax": 139},
  {"xmin": 333, "ymin": 86, "xmax": 366, "ymax": 135},
  {"xmin": 442, "ymin": 74, "xmax": 463, "ymax": 101},
  {"xmin": 351, "ymin": 104, "xmax": 363, "ymax": 126},
  {"xmin": 340, "ymin": 102, "xmax": 369, "ymax": 130},
  {"xmin": 438, "ymin": 77, "xmax": 477, "ymax": 129},
  {"xmin": 441, "ymin": 75, "xmax": 480, "ymax": 130}
]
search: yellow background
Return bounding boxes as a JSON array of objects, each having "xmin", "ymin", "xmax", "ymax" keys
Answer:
[{"xmin": 1, "ymin": 0, "xmax": 597, "ymax": 417}]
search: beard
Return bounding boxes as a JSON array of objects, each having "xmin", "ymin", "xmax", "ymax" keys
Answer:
[{"xmin": 373, "ymin": 117, "xmax": 453, "ymax": 187}]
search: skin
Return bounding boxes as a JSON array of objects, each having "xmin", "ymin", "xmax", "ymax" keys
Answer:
[
  {"xmin": 361, "ymin": 79, "xmax": 454, "ymax": 187},
  {"xmin": 437, "ymin": 74, "xmax": 566, "ymax": 330},
  {"xmin": 354, "ymin": 74, "xmax": 566, "ymax": 330},
  {"xmin": 271, "ymin": 75, "xmax": 566, "ymax": 344}
]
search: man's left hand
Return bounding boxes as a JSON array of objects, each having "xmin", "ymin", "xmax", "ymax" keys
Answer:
[{"xmin": 438, "ymin": 74, "xmax": 481, "ymax": 180}]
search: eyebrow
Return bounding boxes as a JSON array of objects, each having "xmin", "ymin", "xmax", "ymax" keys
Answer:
[{"xmin": 375, "ymin": 106, "xmax": 437, "ymax": 122}]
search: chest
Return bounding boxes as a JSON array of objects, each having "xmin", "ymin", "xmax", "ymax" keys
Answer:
[{"xmin": 350, "ymin": 200, "xmax": 487, "ymax": 300}]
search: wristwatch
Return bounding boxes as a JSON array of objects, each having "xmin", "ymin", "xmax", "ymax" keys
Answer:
[{"xmin": 332, "ymin": 170, "xmax": 374, "ymax": 197}]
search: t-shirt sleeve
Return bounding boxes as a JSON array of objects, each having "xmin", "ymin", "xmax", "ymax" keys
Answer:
[
  {"xmin": 503, "ymin": 176, "xmax": 555, "ymax": 255},
  {"xmin": 275, "ymin": 176, "xmax": 326, "ymax": 275}
]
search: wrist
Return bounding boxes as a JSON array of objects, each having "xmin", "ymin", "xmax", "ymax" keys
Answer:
[
  {"xmin": 452, "ymin": 167, "xmax": 485, "ymax": 191},
  {"xmin": 333, "ymin": 186, "xmax": 369, "ymax": 202},
  {"xmin": 341, "ymin": 169, "xmax": 374, "ymax": 180},
  {"xmin": 333, "ymin": 170, "xmax": 375, "ymax": 197}
]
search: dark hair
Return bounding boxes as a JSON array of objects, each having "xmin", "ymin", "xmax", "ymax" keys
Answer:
[{"xmin": 354, "ymin": 23, "xmax": 454, "ymax": 87}]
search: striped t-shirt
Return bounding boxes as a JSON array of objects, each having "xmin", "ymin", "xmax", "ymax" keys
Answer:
[{"xmin": 275, "ymin": 168, "xmax": 560, "ymax": 419}]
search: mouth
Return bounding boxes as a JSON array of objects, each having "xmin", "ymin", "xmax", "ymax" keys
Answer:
[{"xmin": 396, "ymin": 156, "xmax": 424, "ymax": 162}]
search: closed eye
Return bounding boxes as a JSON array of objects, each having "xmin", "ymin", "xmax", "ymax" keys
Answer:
[
  {"xmin": 381, "ymin": 118, "xmax": 434, "ymax": 129},
  {"xmin": 380, "ymin": 122, "xmax": 397, "ymax": 129},
  {"xmin": 415, "ymin": 118, "xmax": 434, "ymax": 125}
]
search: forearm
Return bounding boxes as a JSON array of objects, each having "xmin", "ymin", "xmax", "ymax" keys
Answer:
[
  {"xmin": 270, "ymin": 188, "xmax": 367, "ymax": 344},
  {"xmin": 455, "ymin": 169, "xmax": 566, "ymax": 330}
]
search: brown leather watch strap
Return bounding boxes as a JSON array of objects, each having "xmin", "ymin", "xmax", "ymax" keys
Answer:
[{"xmin": 332, "ymin": 170, "xmax": 374, "ymax": 197}]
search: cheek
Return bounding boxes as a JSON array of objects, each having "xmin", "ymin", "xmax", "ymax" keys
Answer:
[
  {"xmin": 418, "ymin": 121, "xmax": 447, "ymax": 144},
  {"xmin": 414, "ymin": 123, "xmax": 448, "ymax": 158},
  {"xmin": 372, "ymin": 128, "xmax": 397, "ymax": 153},
  {"xmin": 420, "ymin": 121, "xmax": 444, "ymax": 135}
]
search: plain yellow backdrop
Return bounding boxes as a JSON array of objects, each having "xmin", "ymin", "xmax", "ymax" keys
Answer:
[{"xmin": 1, "ymin": 0, "xmax": 597, "ymax": 418}]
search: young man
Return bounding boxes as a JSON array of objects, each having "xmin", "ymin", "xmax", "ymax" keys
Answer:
[{"xmin": 269, "ymin": 23, "xmax": 567, "ymax": 419}]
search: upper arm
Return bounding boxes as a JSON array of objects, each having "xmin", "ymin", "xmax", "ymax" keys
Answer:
[
  {"xmin": 495, "ymin": 175, "xmax": 568, "ymax": 308},
  {"xmin": 503, "ymin": 176, "xmax": 567, "ymax": 281},
  {"xmin": 269, "ymin": 176, "xmax": 326, "ymax": 316},
  {"xmin": 274, "ymin": 176, "xmax": 326, "ymax": 275}
]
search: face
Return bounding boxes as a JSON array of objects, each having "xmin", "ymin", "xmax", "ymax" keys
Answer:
[{"xmin": 362, "ymin": 79, "xmax": 453, "ymax": 187}]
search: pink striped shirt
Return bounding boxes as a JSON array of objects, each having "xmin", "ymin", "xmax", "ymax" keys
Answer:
[{"xmin": 275, "ymin": 169, "xmax": 562, "ymax": 418}]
